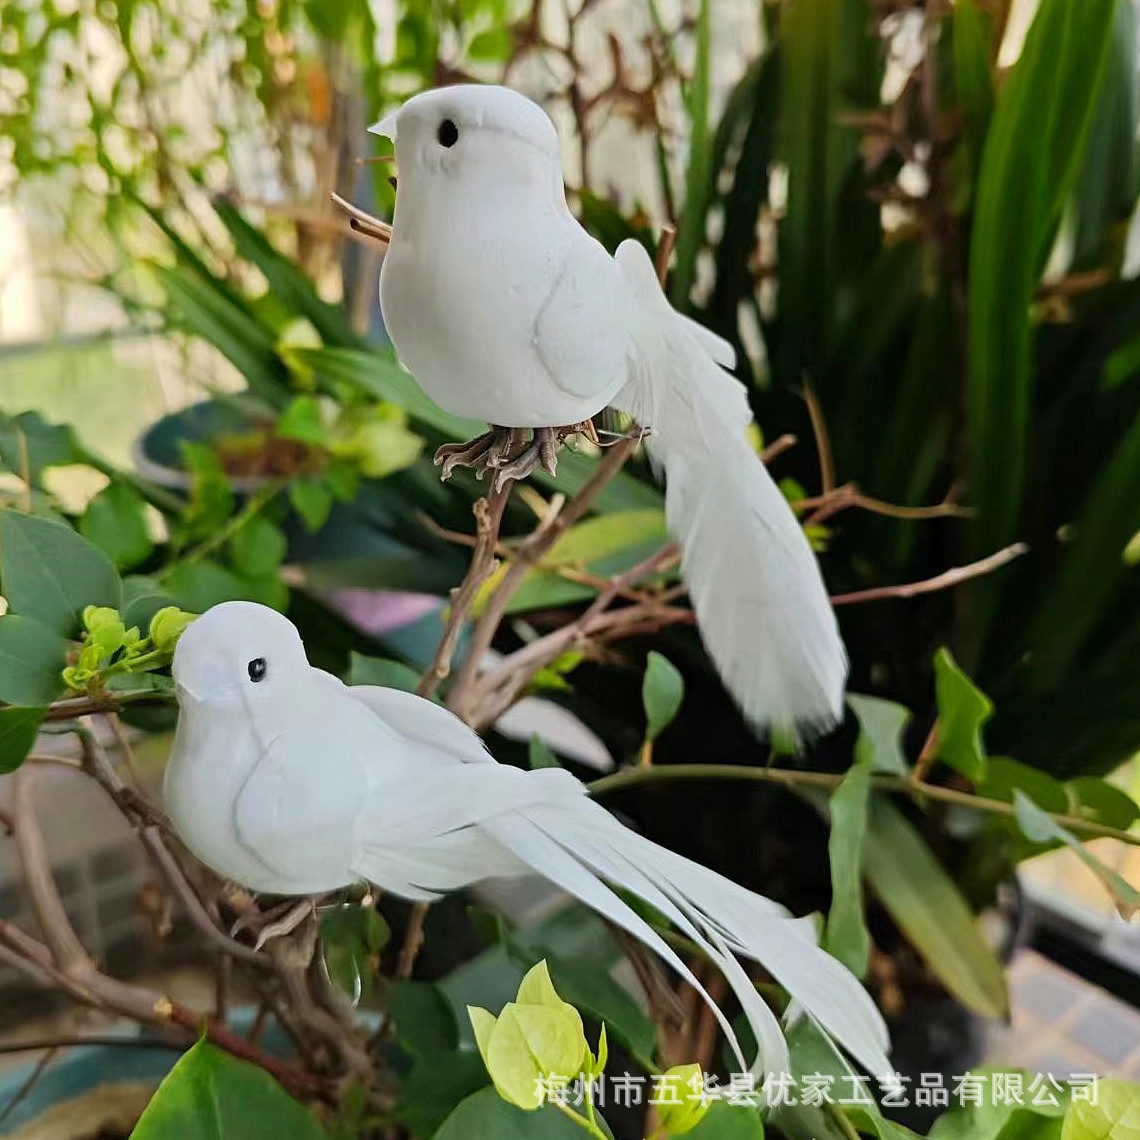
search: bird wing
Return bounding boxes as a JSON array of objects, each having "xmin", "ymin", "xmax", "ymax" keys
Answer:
[
  {"xmin": 233, "ymin": 722, "xmax": 373, "ymax": 892},
  {"xmin": 532, "ymin": 231, "xmax": 631, "ymax": 404},
  {"xmin": 346, "ymin": 685, "xmax": 493, "ymax": 765}
]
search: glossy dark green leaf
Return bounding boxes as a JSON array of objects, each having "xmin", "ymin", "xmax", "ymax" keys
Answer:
[
  {"xmin": 389, "ymin": 980, "xmax": 459, "ymax": 1059},
  {"xmin": 0, "ymin": 705, "xmax": 47, "ymax": 773},
  {"xmin": 933, "ymin": 647, "xmax": 992, "ymax": 782},
  {"xmin": 863, "ymin": 798, "xmax": 1008, "ymax": 1018},
  {"xmin": 0, "ymin": 509, "xmax": 121, "ymax": 635},
  {"xmin": 967, "ymin": 0, "xmax": 1117, "ymax": 551},
  {"xmin": 433, "ymin": 1087, "xmax": 613, "ymax": 1140},
  {"xmin": 685, "ymin": 1101, "xmax": 765, "ymax": 1139},
  {"xmin": 642, "ymin": 651, "xmax": 684, "ymax": 742},
  {"xmin": 79, "ymin": 482, "xmax": 154, "ymax": 570},
  {"xmin": 0, "ymin": 615, "xmax": 68, "ymax": 706},
  {"xmin": 394, "ymin": 1051, "xmax": 489, "ymax": 1138},
  {"xmin": 129, "ymin": 1040, "xmax": 327, "ymax": 1140},
  {"xmin": 347, "ymin": 653, "xmax": 420, "ymax": 692}
]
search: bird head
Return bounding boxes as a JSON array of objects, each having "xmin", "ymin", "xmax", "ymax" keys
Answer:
[
  {"xmin": 368, "ymin": 84, "xmax": 562, "ymax": 201},
  {"xmin": 172, "ymin": 600, "xmax": 308, "ymax": 706}
]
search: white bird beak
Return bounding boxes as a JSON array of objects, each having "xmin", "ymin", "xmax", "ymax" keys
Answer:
[{"xmin": 368, "ymin": 112, "xmax": 398, "ymax": 141}]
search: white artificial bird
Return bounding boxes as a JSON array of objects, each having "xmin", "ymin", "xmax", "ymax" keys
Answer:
[
  {"xmin": 165, "ymin": 601, "xmax": 891, "ymax": 1080},
  {"xmin": 371, "ymin": 84, "xmax": 847, "ymax": 741}
]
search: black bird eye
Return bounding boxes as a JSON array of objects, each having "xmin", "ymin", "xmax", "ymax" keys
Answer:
[
  {"xmin": 247, "ymin": 658, "xmax": 268, "ymax": 683},
  {"xmin": 437, "ymin": 118, "xmax": 459, "ymax": 148}
]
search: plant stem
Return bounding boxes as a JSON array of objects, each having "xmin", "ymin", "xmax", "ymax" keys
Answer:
[
  {"xmin": 588, "ymin": 764, "xmax": 1140, "ymax": 850},
  {"xmin": 552, "ymin": 1098, "xmax": 609, "ymax": 1140}
]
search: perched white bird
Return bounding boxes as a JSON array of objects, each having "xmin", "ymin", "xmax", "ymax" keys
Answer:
[
  {"xmin": 165, "ymin": 601, "xmax": 890, "ymax": 1079},
  {"xmin": 372, "ymin": 84, "xmax": 847, "ymax": 740}
]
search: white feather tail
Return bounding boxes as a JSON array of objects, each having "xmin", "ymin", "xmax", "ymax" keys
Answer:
[
  {"xmin": 613, "ymin": 240, "xmax": 847, "ymax": 740},
  {"xmin": 480, "ymin": 770, "xmax": 892, "ymax": 1079}
]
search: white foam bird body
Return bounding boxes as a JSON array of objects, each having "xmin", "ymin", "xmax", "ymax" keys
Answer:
[
  {"xmin": 165, "ymin": 602, "xmax": 890, "ymax": 1080},
  {"xmin": 376, "ymin": 84, "xmax": 847, "ymax": 741}
]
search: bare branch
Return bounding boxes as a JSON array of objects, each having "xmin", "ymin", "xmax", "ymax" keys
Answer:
[{"xmin": 830, "ymin": 542, "xmax": 1028, "ymax": 606}]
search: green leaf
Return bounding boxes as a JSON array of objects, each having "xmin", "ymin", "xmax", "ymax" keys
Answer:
[
  {"xmin": 0, "ymin": 615, "xmax": 68, "ymax": 706},
  {"xmin": 395, "ymin": 1051, "xmax": 489, "ymax": 1138},
  {"xmin": 642, "ymin": 651, "xmax": 684, "ymax": 742},
  {"xmin": 979, "ymin": 758, "xmax": 1069, "ymax": 814},
  {"xmin": 0, "ymin": 705, "xmax": 47, "ymax": 773},
  {"xmin": 129, "ymin": 1040, "xmax": 327, "ymax": 1140},
  {"xmin": 289, "ymin": 480, "xmax": 333, "ymax": 531},
  {"xmin": 1013, "ymin": 791, "xmax": 1140, "ymax": 920},
  {"xmin": 0, "ymin": 509, "xmax": 121, "ymax": 635},
  {"xmin": 153, "ymin": 264, "xmax": 289, "ymax": 409},
  {"xmin": 528, "ymin": 735, "xmax": 561, "ymax": 770},
  {"xmin": 670, "ymin": 0, "xmax": 713, "ymax": 306},
  {"xmin": 824, "ymin": 753, "xmax": 872, "ymax": 976},
  {"xmin": 1064, "ymin": 776, "xmax": 1140, "ymax": 830},
  {"xmin": 539, "ymin": 953, "xmax": 656, "ymax": 1072},
  {"xmin": 319, "ymin": 904, "xmax": 389, "ymax": 1002},
  {"xmin": 863, "ymin": 798, "xmax": 1009, "ymax": 1018},
  {"xmin": 683, "ymin": 1101, "xmax": 764, "ymax": 1139},
  {"xmin": 930, "ymin": 1084, "xmax": 1066, "ymax": 1140},
  {"xmin": 277, "ymin": 395, "xmax": 327, "ymax": 445},
  {"xmin": 847, "ymin": 694, "xmax": 911, "ymax": 774},
  {"xmin": 79, "ymin": 483, "xmax": 154, "ymax": 571},
  {"xmin": 952, "ymin": 0, "xmax": 995, "ymax": 180},
  {"xmin": 434, "ymin": 1087, "xmax": 612, "ymax": 1140},
  {"xmin": 967, "ymin": 0, "xmax": 1118, "ymax": 551},
  {"xmin": 165, "ymin": 560, "xmax": 287, "ymax": 613},
  {"xmin": 121, "ymin": 576, "xmax": 178, "ymax": 630},
  {"xmin": 230, "ymin": 515, "xmax": 287, "ymax": 579},
  {"xmin": 1062, "ymin": 1078, "xmax": 1140, "ymax": 1140},
  {"xmin": 347, "ymin": 653, "xmax": 419, "ymax": 692},
  {"xmin": 0, "ymin": 411, "xmax": 82, "ymax": 487},
  {"xmin": 389, "ymin": 980, "xmax": 458, "ymax": 1059},
  {"xmin": 933, "ymin": 647, "xmax": 992, "ymax": 782}
]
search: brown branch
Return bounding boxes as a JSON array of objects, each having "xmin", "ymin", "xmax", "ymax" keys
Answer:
[
  {"xmin": 417, "ymin": 486, "xmax": 512, "ymax": 700},
  {"xmin": 802, "ymin": 379, "xmax": 836, "ymax": 495},
  {"xmin": 796, "ymin": 481, "xmax": 971, "ymax": 524},
  {"xmin": 447, "ymin": 436, "xmax": 644, "ymax": 720},
  {"xmin": 830, "ymin": 542, "xmax": 1028, "ymax": 606}
]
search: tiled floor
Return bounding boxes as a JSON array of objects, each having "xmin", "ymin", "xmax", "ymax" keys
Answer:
[{"xmin": 984, "ymin": 949, "xmax": 1140, "ymax": 1080}]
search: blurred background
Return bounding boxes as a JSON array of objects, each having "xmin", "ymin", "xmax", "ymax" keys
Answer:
[{"xmin": 2, "ymin": 0, "xmax": 1140, "ymax": 1136}]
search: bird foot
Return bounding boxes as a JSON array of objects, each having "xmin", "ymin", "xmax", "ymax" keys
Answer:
[
  {"xmin": 433, "ymin": 426, "xmax": 518, "ymax": 481},
  {"xmin": 252, "ymin": 899, "xmax": 317, "ymax": 951},
  {"xmin": 492, "ymin": 426, "xmax": 559, "ymax": 491},
  {"xmin": 229, "ymin": 897, "xmax": 315, "ymax": 949}
]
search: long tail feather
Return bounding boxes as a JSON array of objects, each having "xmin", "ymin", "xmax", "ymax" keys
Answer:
[{"xmin": 613, "ymin": 239, "xmax": 847, "ymax": 741}]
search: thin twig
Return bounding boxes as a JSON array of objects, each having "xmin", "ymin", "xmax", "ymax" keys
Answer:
[
  {"xmin": 588, "ymin": 764, "xmax": 1140, "ymax": 850},
  {"xmin": 830, "ymin": 543, "xmax": 1028, "ymax": 606},
  {"xmin": 796, "ymin": 481, "xmax": 971, "ymax": 523},
  {"xmin": 802, "ymin": 379, "xmax": 836, "ymax": 494}
]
